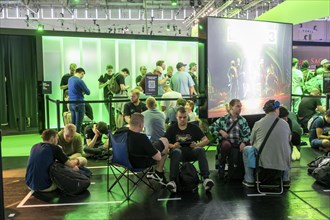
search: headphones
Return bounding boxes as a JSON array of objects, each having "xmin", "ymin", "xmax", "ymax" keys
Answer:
[{"xmin": 272, "ymin": 100, "xmax": 280, "ymax": 109}]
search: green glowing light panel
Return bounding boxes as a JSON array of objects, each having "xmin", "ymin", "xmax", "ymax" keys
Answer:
[{"xmin": 42, "ymin": 36, "xmax": 199, "ymax": 128}]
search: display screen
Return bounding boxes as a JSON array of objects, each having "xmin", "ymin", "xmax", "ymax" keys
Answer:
[
  {"xmin": 42, "ymin": 36, "xmax": 199, "ymax": 128},
  {"xmin": 207, "ymin": 18, "xmax": 292, "ymax": 118}
]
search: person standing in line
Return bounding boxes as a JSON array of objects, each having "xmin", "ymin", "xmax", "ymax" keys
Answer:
[
  {"xmin": 68, "ymin": 67, "xmax": 90, "ymax": 133},
  {"xmin": 60, "ymin": 63, "xmax": 77, "ymax": 120}
]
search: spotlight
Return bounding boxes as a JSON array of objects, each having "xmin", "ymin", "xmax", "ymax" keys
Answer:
[
  {"xmin": 173, "ymin": 25, "xmax": 176, "ymax": 31},
  {"xmin": 166, "ymin": 24, "xmax": 170, "ymax": 31},
  {"xmin": 178, "ymin": 29, "xmax": 181, "ymax": 34},
  {"xmin": 171, "ymin": 0, "xmax": 178, "ymax": 6},
  {"xmin": 142, "ymin": 26, "xmax": 145, "ymax": 32},
  {"xmin": 37, "ymin": 24, "xmax": 44, "ymax": 32},
  {"xmin": 190, "ymin": 0, "xmax": 195, "ymax": 7}
]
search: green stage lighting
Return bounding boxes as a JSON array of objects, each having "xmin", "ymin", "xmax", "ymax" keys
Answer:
[
  {"xmin": 37, "ymin": 24, "xmax": 44, "ymax": 32},
  {"xmin": 171, "ymin": 0, "xmax": 178, "ymax": 6}
]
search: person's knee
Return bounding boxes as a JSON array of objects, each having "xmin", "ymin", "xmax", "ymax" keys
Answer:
[
  {"xmin": 78, "ymin": 157, "xmax": 88, "ymax": 167},
  {"xmin": 193, "ymin": 147, "xmax": 205, "ymax": 155},
  {"xmin": 220, "ymin": 140, "xmax": 232, "ymax": 151},
  {"xmin": 170, "ymin": 148, "xmax": 182, "ymax": 159}
]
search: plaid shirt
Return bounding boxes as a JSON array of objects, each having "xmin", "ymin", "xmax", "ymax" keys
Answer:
[{"xmin": 209, "ymin": 114, "xmax": 251, "ymax": 145}]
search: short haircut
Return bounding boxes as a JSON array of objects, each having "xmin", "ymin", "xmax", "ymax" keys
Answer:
[
  {"xmin": 106, "ymin": 64, "xmax": 113, "ymax": 70},
  {"xmin": 156, "ymin": 60, "xmax": 164, "ymax": 67},
  {"xmin": 76, "ymin": 67, "xmax": 85, "ymax": 74},
  {"xmin": 292, "ymin": 58, "xmax": 299, "ymax": 67},
  {"xmin": 176, "ymin": 106, "xmax": 187, "ymax": 114},
  {"xmin": 130, "ymin": 113, "xmax": 144, "ymax": 127},
  {"xmin": 302, "ymin": 60, "xmax": 309, "ymax": 69},
  {"xmin": 140, "ymin": 66, "xmax": 147, "ymax": 71},
  {"xmin": 96, "ymin": 121, "xmax": 108, "ymax": 134},
  {"xmin": 70, "ymin": 63, "xmax": 77, "ymax": 69},
  {"xmin": 229, "ymin": 99, "xmax": 241, "ymax": 107},
  {"xmin": 167, "ymin": 66, "xmax": 173, "ymax": 71},
  {"xmin": 131, "ymin": 89, "xmax": 140, "ymax": 97},
  {"xmin": 41, "ymin": 129, "xmax": 58, "ymax": 141},
  {"xmin": 146, "ymin": 96, "xmax": 156, "ymax": 108},
  {"xmin": 176, "ymin": 98, "xmax": 187, "ymax": 107},
  {"xmin": 121, "ymin": 68, "xmax": 130, "ymax": 75},
  {"xmin": 263, "ymin": 100, "xmax": 280, "ymax": 114},
  {"xmin": 187, "ymin": 100, "xmax": 194, "ymax": 110},
  {"xmin": 64, "ymin": 123, "xmax": 76, "ymax": 134}
]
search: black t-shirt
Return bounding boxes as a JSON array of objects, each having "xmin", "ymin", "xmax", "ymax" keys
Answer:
[
  {"xmin": 116, "ymin": 74, "xmax": 125, "ymax": 91},
  {"xmin": 123, "ymin": 102, "xmax": 147, "ymax": 118},
  {"xmin": 127, "ymin": 130, "xmax": 158, "ymax": 168},
  {"xmin": 298, "ymin": 97, "xmax": 322, "ymax": 118},
  {"xmin": 60, "ymin": 73, "xmax": 71, "ymax": 112},
  {"xmin": 164, "ymin": 123, "xmax": 205, "ymax": 147},
  {"xmin": 98, "ymin": 73, "xmax": 113, "ymax": 99},
  {"xmin": 84, "ymin": 124, "xmax": 103, "ymax": 147}
]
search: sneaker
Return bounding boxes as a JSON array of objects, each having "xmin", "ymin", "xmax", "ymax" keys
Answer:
[
  {"xmin": 283, "ymin": 181, "xmax": 291, "ymax": 188},
  {"xmin": 203, "ymin": 178, "xmax": 214, "ymax": 191},
  {"xmin": 242, "ymin": 180, "xmax": 255, "ymax": 188},
  {"xmin": 147, "ymin": 171, "xmax": 167, "ymax": 185},
  {"xmin": 166, "ymin": 181, "xmax": 177, "ymax": 193}
]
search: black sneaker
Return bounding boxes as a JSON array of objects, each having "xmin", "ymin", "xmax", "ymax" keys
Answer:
[
  {"xmin": 242, "ymin": 180, "xmax": 255, "ymax": 188},
  {"xmin": 147, "ymin": 171, "xmax": 167, "ymax": 185}
]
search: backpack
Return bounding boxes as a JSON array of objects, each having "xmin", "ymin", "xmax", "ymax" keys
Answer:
[
  {"xmin": 108, "ymin": 73, "xmax": 120, "ymax": 94},
  {"xmin": 50, "ymin": 162, "xmax": 91, "ymax": 196},
  {"xmin": 308, "ymin": 156, "xmax": 330, "ymax": 186},
  {"xmin": 307, "ymin": 115, "xmax": 323, "ymax": 131},
  {"xmin": 177, "ymin": 162, "xmax": 200, "ymax": 192}
]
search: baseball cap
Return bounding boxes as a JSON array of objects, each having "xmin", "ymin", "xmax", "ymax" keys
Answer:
[
  {"xmin": 189, "ymin": 62, "xmax": 197, "ymax": 69},
  {"xmin": 321, "ymin": 59, "xmax": 329, "ymax": 65},
  {"xmin": 176, "ymin": 62, "xmax": 187, "ymax": 70}
]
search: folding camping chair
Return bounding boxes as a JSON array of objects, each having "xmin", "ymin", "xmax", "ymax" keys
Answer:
[
  {"xmin": 255, "ymin": 167, "xmax": 284, "ymax": 195},
  {"xmin": 107, "ymin": 131, "xmax": 155, "ymax": 201}
]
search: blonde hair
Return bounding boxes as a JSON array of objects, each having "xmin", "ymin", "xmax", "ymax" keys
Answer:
[
  {"xmin": 64, "ymin": 123, "xmax": 76, "ymax": 134},
  {"xmin": 146, "ymin": 96, "xmax": 156, "ymax": 108},
  {"xmin": 130, "ymin": 89, "xmax": 140, "ymax": 97}
]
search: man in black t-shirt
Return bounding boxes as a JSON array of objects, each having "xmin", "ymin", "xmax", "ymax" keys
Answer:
[
  {"xmin": 98, "ymin": 64, "xmax": 116, "ymax": 130},
  {"xmin": 25, "ymin": 129, "xmax": 80, "ymax": 192},
  {"xmin": 83, "ymin": 121, "xmax": 109, "ymax": 157},
  {"xmin": 60, "ymin": 63, "xmax": 77, "ymax": 113},
  {"xmin": 125, "ymin": 113, "xmax": 169, "ymax": 185},
  {"xmin": 164, "ymin": 107, "xmax": 214, "ymax": 193},
  {"xmin": 123, "ymin": 89, "xmax": 147, "ymax": 125},
  {"xmin": 113, "ymin": 68, "xmax": 130, "ymax": 128}
]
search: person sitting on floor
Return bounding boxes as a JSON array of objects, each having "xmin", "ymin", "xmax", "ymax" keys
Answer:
[
  {"xmin": 25, "ymin": 129, "xmax": 80, "ymax": 192},
  {"xmin": 164, "ymin": 106, "xmax": 214, "ymax": 193},
  {"xmin": 83, "ymin": 121, "xmax": 109, "ymax": 158},
  {"xmin": 242, "ymin": 100, "xmax": 291, "ymax": 187},
  {"xmin": 308, "ymin": 109, "xmax": 330, "ymax": 152},
  {"xmin": 209, "ymin": 99, "xmax": 251, "ymax": 178},
  {"xmin": 57, "ymin": 123, "xmax": 87, "ymax": 166}
]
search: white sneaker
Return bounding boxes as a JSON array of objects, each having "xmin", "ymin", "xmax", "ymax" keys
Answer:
[
  {"xmin": 166, "ymin": 181, "xmax": 177, "ymax": 193},
  {"xmin": 203, "ymin": 178, "xmax": 214, "ymax": 191}
]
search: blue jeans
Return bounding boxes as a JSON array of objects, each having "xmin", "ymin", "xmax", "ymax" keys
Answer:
[
  {"xmin": 242, "ymin": 146, "xmax": 289, "ymax": 182},
  {"xmin": 70, "ymin": 103, "xmax": 85, "ymax": 133},
  {"xmin": 169, "ymin": 147, "xmax": 210, "ymax": 181}
]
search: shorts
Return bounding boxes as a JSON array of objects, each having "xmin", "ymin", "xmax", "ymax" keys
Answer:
[
  {"xmin": 310, "ymin": 139, "xmax": 323, "ymax": 149},
  {"xmin": 152, "ymin": 140, "xmax": 165, "ymax": 152}
]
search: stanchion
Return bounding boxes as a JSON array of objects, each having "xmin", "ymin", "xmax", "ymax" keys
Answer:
[{"xmin": 0, "ymin": 129, "xmax": 5, "ymax": 220}]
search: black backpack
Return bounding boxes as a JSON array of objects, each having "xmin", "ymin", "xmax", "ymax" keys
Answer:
[
  {"xmin": 308, "ymin": 156, "xmax": 330, "ymax": 186},
  {"xmin": 50, "ymin": 162, "xmax": 91, "ymax": 196},
  {"xmin": 177, "ymin": 162, "xmax": 200, "ymax": 192},
  {"xmin": 108, "ymin": 73, "xmax": 120, "ymax": 94}
]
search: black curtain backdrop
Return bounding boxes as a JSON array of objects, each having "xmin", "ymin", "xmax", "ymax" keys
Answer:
[{"xmin": 0, "ymin": 35, "xmax": 38, "ymax": 131}]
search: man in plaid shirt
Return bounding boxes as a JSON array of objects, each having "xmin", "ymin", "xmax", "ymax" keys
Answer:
[{"xmin": 209, "ymin": 99, "xmax": 251, "ymax": 178}]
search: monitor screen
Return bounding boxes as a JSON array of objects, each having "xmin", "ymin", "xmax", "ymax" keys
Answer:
[{"xmin": 207, "ymin": 17, "xmax": 292, "ymax": 118}]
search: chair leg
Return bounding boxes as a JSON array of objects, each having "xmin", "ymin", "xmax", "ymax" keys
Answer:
[{"xmin": 256, "ymin": 172, "xmax": 283, "ymax": 195}]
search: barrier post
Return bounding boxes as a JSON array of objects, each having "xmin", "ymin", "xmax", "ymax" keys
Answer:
[
  {"xmin": 56, "ymin": 100, "xmax": 61, "ymax": 131},
  {"xmin": 0, "ymin": 129, "xmax": 5, "ymax": 220},
  {"xmin": 46, "ymin": 95, "xmax": 50, "ymax": 129}
]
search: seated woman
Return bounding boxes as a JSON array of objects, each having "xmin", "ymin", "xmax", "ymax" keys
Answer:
[
  {"xmin": 242, "ymin": 100, "xmax": 291, "ymax": 187},
  {"xmin": 209, "ymin": 99, "xmax": 251, "ymax": 178}
]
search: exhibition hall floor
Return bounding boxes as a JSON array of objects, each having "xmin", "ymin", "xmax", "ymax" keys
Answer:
[{"xmin": 2, "ymin": 134, "xmax": 330, "ymax": 220}]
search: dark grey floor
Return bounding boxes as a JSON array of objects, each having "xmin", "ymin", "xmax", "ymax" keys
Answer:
[{"xmin": 3, "ymin": 146, "xmax": 330, "ymax": 220}]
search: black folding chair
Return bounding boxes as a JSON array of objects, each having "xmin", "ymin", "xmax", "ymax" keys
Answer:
[
  {"xmin": 255, "ymin": 167, "xmax": 283, "ymax": 195},
  {"xmin": 107, "ymin": 131, "xmax": 155, "ymax": 201}
]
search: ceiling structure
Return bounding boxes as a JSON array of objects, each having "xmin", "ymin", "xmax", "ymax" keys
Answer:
[{"xmin": 0, "ymin": 0, "xmax": 320, "ymax": 36}]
